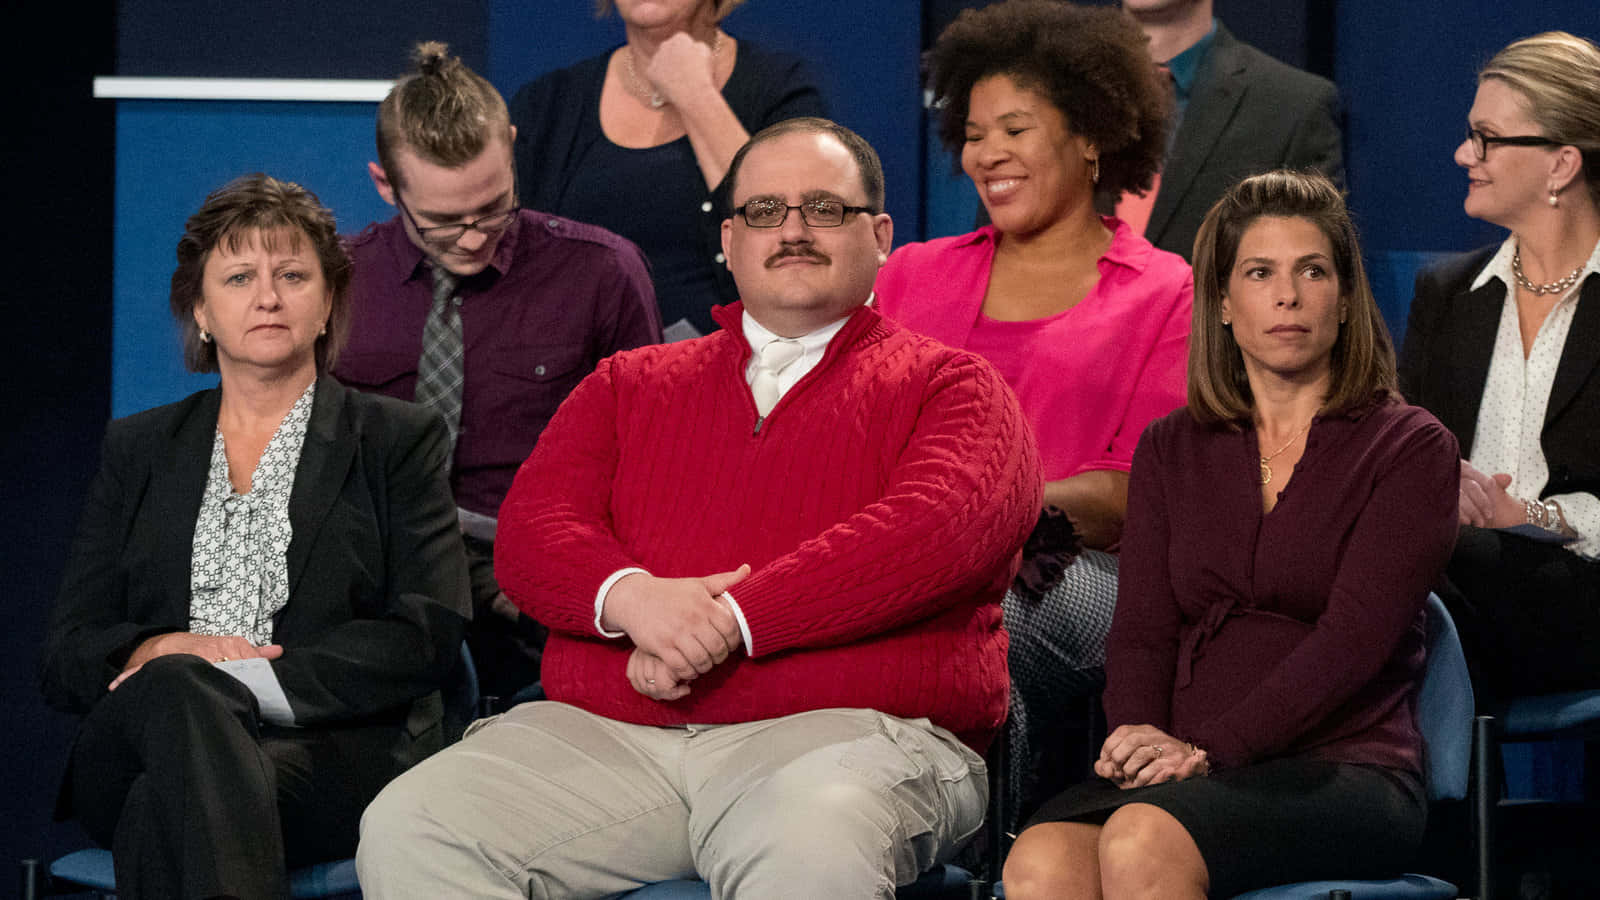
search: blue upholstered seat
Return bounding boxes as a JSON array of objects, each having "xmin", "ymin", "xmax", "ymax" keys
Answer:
[{"xmin": 48, "ymin": 848, "xmax": 362, "ymax": 899}]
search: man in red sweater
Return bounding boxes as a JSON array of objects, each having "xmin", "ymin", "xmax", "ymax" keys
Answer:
[{"xmin": 358, "ymin": 118, "xmax": 1042, "ymax": 899}]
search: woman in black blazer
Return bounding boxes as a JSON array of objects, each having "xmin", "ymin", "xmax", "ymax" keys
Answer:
[
  {"xmin": 41, "ymin": 174, "xmax": 470, "ymax": 900},
  {"xmin": 1400, "ymin": 31, "xmax": 1600, "ymax": 703}
]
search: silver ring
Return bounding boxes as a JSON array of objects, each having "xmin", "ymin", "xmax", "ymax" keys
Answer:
[
  {"xmin": 216, "ymin": 656, "xmax": 229, "ymax": 662},
  {"xmin": 646, "ymin": 678, "xmax": 656, "ymax": 685},
  {"xmin": 1149, "ymin": 744, "xmax": 1163, "ymax": 758}
]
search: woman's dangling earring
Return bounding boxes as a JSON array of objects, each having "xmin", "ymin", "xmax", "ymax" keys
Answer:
[
  {"xmin": 1549, "ymin": 187, "xmax": 1561, "ymax": 208},
  {"xmin": 1090, "ymin": 157, "xmax": 1100, "ymax": 185}
]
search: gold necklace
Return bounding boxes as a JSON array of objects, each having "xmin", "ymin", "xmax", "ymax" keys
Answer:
[
  {"xmin": 622, "ymin": 30, "xmax": 724, "ymax": 109},
  {"xmin": 1511, "ymin": 248, "xmax": 1585, "ymax": 296},
  {"xmin": 1258, "ymin": 421, "xmax": 1312, "ymax": 485}
]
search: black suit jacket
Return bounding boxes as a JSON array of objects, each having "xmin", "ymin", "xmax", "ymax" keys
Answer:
[
  {"xmin": 1145, "ymin": 23, "xmax": 1345, "ymax": 261},
  {"xmin": 41, "ymin": 377, "xmax": 471, "ymax": 766},
  {"xmin": 1400, "ymin": 247, "xmax": 1600, "ymax": 503}
]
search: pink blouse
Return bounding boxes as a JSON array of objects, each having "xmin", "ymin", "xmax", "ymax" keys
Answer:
[{"xmin": 875, "ymin": 220, "xmax": 1194, "ymax": 481}]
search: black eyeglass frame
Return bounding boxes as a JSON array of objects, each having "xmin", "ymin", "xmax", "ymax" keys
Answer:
[
  {"xmin": 395, "ymin": 192, "xmax": 521, "ymax": 244},
  {"xmin": 1466, "ymin": 127, "xmax": 1562, "ymax": 161},
  {"xmin": 733, "ymin": 199, "xmax": 877, "ymax": 228}
]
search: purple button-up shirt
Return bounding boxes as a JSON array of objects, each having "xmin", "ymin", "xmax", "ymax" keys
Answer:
[{"xmin": 335, "ymin": 210, "xmax": 661, "ymax": 518}]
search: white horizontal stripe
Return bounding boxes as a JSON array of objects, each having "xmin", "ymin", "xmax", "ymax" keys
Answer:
[{"xmin": 93, "ymin": 77, "xmax": 395, "ymax": 102}]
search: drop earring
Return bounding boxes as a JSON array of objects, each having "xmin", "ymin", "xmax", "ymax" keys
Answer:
[
  {"xmin": 1089, "ymin": 157, "xmax": 1100, "ymax": 185},
  {"xmin": 200, "ymin": 329, "xmax": 212, "ymax": 343},
  {"xmin": 1549, "ymin": 187, "xmax": 1560, "ymax": 208}
]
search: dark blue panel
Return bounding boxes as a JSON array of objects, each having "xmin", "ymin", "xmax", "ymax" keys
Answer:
[
  {"xmin": 487, "ymin": 0, "xmax": 926, "ymax": 243},
  {"xmin": 117, "ymin": 0, "xmax": 488, "ymax": 78},
  {"xmin": 1336, "ymin": 2, "xmax": 1598, "ymax": 256},
  {"xmin": 113, "ymin": 100, "xmax": 396, "ymax": 417}
]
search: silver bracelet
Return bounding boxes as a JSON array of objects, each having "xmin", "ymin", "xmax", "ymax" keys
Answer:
[
  {"xmin": 1524, "ymin": 498, "xmax": 1551, "ymax": 530},
  {"xmin": 1523, "ymin": 497, "xmax": 1565, "ymax": 532}
]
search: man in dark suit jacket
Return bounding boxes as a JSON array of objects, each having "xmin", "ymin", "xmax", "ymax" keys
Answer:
[{"xmin": 1120, "ymin": 0, "xmax": 1345, "ymax": 260}]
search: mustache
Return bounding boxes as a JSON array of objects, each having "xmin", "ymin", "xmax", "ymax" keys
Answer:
[{"xmin": 765, "ymin": 246, "xmax": 830, "ymax": 267}]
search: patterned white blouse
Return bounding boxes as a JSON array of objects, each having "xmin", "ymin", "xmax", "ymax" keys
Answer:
[{"xmin": 189, "ymin": 381, "xmax": 317, "ymax": 644}]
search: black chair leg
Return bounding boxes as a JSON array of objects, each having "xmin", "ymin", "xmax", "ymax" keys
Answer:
[
  {"xmin": 20, "ymin": 857, "xmax": 41, "ymax": 900},
  {"xmin": 1474, "ymin": 715, "xmax": 1497, "ymax": 900}
]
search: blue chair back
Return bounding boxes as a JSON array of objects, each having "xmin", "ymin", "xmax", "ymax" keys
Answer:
[{"xmin": 1417, "ymin": 593, "xmax": 1474, "ymax": 802}]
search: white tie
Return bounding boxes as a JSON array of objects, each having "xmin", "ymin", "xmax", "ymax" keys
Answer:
[{"xmin": 751, "ymin": 338, "xmax": 804, "ymax": 416}]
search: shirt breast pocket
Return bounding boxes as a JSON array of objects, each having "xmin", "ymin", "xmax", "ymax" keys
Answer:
[
  {"xmin": 483, "ymin": 345, "xmax": 592, "ymax": 448},
  {"xmin": 335, "ymin": 351, "xmax": 418, "ymax": 398}
]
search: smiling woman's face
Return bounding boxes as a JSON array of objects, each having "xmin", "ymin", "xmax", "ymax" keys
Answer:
[
  {"xmin": 1222, "ymin": 215, "xmax": 1344, "ymax": 389},
  {"xmin": 194, "ymin": 226, "xmax": 331, "ymax": 380},
  {"xmin": 961, "ymin": 73, "xmax": 1095, "ymax": 238}
]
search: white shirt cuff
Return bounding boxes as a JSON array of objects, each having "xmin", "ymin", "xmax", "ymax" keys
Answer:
[
  {"xmin": 1551, "ymin": 491, "xmax": 1600, "ymax": 559},
  {"xmin": 720, "ymin": 590, "xmax": 755, "ymax": 656},
  {"xmin": 594, "ymin": 567, "xmax": 649, "ymax": 638}
]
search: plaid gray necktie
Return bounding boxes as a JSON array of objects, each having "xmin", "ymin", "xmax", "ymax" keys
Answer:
[{"xmin": 415, "ymin": 265, "xmax": 464, "ymax": 449}]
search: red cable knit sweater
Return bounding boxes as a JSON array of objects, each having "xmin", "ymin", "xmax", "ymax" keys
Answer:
[{"xmin": 496, "ymin": 303, "xmax": 1042, "ymax": 750}]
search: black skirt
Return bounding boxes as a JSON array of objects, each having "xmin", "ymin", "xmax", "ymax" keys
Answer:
[{"xmin": 1025, "ymin": 757, "xmax": 1426, "ymax": 897}]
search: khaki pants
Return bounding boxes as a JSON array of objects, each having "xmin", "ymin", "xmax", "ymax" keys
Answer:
[{"xmin": 356, "ymin": 702, "xmax": 988, "ymax": 899}]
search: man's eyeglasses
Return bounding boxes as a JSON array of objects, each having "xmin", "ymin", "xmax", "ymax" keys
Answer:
[
  {"xmin": 396, "ymin": 194, "xmax": 519, "ymax": 244},
  {"xmin": 734, "ymin": 198, "xmax": 874, "ymax": 228},
  {"xmin": 1466, "ymin": 127, "xmax": 1561, "ymax": 161}
]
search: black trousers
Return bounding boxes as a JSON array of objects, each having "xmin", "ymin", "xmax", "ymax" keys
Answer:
[
  {"xmin": 66, "ymin": 654, "xmax": 403, "ymax": 900},
  {"xmin": 1438, "ymin": 525, "xmax": 1600, "ymax": 708},
  {"xmin": 461, "ymin": 533, "xmax": 547, "ymax": 699}
]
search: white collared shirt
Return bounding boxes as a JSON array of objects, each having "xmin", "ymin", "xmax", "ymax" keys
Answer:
[
  {"xmin": 739, "ymin": 308, "xmax": 849, "ymax": 407},
  {"xmin": 1468, "ymin": 236, "xmax": 1600, "ymax": 557},
  {"xmin": 592, "ymin": 307, "xmax": 860, "ymax": 652}
]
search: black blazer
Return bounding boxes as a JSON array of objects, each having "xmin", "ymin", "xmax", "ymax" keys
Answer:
[
  {"xmin": 1145, "ymin": 23, "xmax": 1345, "ymax": 261},
  {"xmin": 1400, "ymin": 247, "xmax": 1600, "ymax": 504},
  {"xmin": 41, "ymin": 377, "xmax": 471, "ymax": 764}
]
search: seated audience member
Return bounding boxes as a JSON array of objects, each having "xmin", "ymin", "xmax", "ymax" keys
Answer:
[
  {"xmin": 509, "ymin": 0, "xmax": 825, "ymax": 339},
  {"xmin": 356, "ymin": 118, "xmax": 1042, "ymax": 899},
  {"xmin": 1401, "ymin": 31, "xmax": 1600, "ymax": 703},
  {"xmin": 40, "ymin": 174, "xmax": 470, "ymax": 900},
  {"xmin": 876, "ymin": 0, "xmax": 1191, "ymax": 825},
  {"xmin": 336, "ymin": 42, "xmax": 660, "ymax": 699},
  {"xmin": 1002, "ymin": 172, "xmax": 1460, "ymax": 899},
  {"xmin": 1117, "ymin": 0, "xmax": 1345, "ymax": 261}
]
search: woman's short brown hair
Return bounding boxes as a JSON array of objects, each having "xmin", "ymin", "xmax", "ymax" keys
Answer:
[
  {"xmin": 1188, "ymin": 170, "xmax": 1397, "ymax": 425},
  {"xmin": 924, "ymin": 0, "xmax": 1170, "ymax": 202},
  {"xmin": 169, "ymin": 173, "xmax": 353, "ymax": 374}
]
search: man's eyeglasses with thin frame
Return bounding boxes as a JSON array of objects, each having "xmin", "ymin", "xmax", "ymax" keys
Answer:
[
  {"xmin": 734, "ymin": 198, "xmax": 875, "ymax": 228},
  {"xmin": 1465, "ymin": 127, "xmax": 1562, "ymax": 161},
  {"xmin": 396, "ymin": 194, "xmax": 519, "ymax": 244}
]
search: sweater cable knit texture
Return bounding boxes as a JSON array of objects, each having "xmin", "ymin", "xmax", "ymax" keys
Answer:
[{"xmin": 496, "ymin": 303, "xmax": 1042, "ymax": 750}]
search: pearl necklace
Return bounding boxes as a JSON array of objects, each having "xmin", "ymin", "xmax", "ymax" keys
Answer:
[
  {"xmin": 1512, "ymin": 249, "xmax": 1585, "ymax": 296},
  {"xmin": 622, "ymin": 31, "xmax": 724, "ymax": 110},
  {"xmin": 1258, "ymin": 421, "xmax": 1312, "ymax": 485}
]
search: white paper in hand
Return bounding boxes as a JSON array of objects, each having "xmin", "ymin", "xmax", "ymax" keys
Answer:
[{"xmin": 214, "ymin": 657, "xmax": 297, "ymax": 726}]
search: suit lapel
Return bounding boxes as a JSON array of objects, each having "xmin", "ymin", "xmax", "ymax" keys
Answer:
[
  {"xmin": 286, "ymin": 377, "xmax": 357, "ymax": 598},
  {"xmin": 1547, "ymin": 274, "xmax": 1600, "ymax": 429},
  {"xmin": 1447, "ymin": 279, "xmax": 1505, "ymax": 452},
  {"xmin": 1148, "ymin": 27, "xmax": 1247, "ymax": 244},
  {"xmin": 145, "ymin": 390, "xmax": 221, "ymax": 618}
]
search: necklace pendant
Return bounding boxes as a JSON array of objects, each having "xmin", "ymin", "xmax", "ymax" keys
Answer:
[{"xmin": 1259, "ymin": 458, "xmax": 1273, "ymax": 485}]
